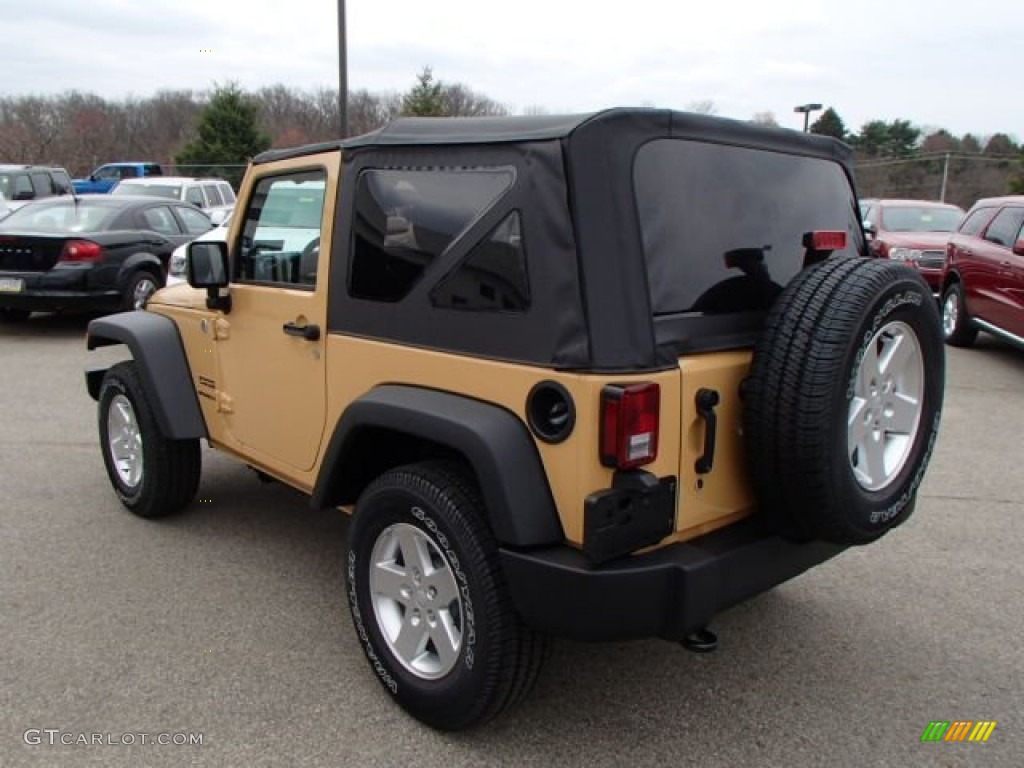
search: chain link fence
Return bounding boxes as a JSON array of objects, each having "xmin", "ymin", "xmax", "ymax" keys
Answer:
[{"xmin": 856, "ymin": 153, "xmax": 1019, "ymax": 208}]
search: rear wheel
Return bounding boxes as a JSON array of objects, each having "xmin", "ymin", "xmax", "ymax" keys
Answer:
[
  {"xmin": 98, "ymin": 361, "xmax": 200, "ymax": 517},
  {"xmin": 744, "ymin": 257, "xmax": 944, "ymax": 544},
  {"xmin": 941, "ymin": 282, "xmax": 978, "ymax": 347},
  {"xmin": 123, "ymin": 270, "xmax": 160, "ymax": 311},
  {"xmin": 346, "ymin": 461, "xmax": 546, "ymax": 730}
]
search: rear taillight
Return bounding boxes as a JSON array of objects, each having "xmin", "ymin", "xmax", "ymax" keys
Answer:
[
  {"xmin": 59, "ymin": 240, "xmax": 103, "ymax": 262},
  {"xmin": 803, "ymin": 230, "xmax": 848, "ymax": 251},
  {"xmin": 600, "ymin": 383, "xmax": 660, "ymax": 469}
]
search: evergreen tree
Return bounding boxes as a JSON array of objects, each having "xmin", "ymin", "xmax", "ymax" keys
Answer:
[
  {"xmin": 175, "ymin": 83, "xmax": 270, "ymax": 188},
  {"xmin": 402, "ymin": 68, "xmax": 445, "ymax": 117},
  {"xmin": 809, "ymin": 107, "xmax": 847, "ymax": 140},
  {"xmin": 852, "ymin": 119, "xmax": 920, "ymax": 157}
]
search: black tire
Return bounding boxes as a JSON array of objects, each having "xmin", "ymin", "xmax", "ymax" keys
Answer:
[
  {"xmin": 0, "ymin": 308, "xmax": 31, "ymax": 323},
  {"xmin": 346, "ymin": 461, "xmax": 547, "ymax": 731},
  {"xmin": 744, "ymin": 257, "xmax": 944, "ymax": 544},
  {"xmin": 123, "ymin": 270, "xmax": 161, "ymax": 311},
  {"xmin": 941, "ymin": 281, "xmax": 978, "ymax": 347},
  {"xmin": 98, "ymin": 361, "xmax": 201, "ymax": 518}
]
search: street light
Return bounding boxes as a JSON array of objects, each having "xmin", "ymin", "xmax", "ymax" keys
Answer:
[
  {"xmin": 337, "ymin": 0, "xmax": 348, "ymax": 137},
  {"xmin": 793, "ymin": 103, "xmax": 823, "ymax": 132}
]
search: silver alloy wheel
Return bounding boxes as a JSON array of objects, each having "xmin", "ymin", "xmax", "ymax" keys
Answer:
[
  {"xmin": 847, "ymin": 321, "xmax": 925, "ymax": 491},
  {"xmin": 942, "ymin": 291, "xmax": 959, "ymax": 338},
  {"xmin": 132, "ymin": 275, "xmax": 157, "ymax": 309},
  {"xmin": 369, "ymin": 520, "xmax": 463, "ymax": 680},
  {"xmin": 107, "ymin": 393, "xmax": 143, "ymax": 488}
]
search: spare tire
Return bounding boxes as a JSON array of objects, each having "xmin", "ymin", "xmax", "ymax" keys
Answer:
[{"xmin": 743, "ymin": 257, "xmax": 944, "ymax": 545}]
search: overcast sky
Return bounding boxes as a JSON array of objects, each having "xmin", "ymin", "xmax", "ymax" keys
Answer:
[{"xmin": 4, "ymin": 0, "xmax": 1021, "ymax": 140}]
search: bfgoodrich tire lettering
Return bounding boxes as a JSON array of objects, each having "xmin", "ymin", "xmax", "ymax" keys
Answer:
[
  {"xmin": 98, "ymin": 361, "xmax": 201, "ymax": 517},
  {"xmin": 346, "ymin": 461, "xmax": 547, "ymax": 731},
  {"xmin": 744, "ymin": 257, "xmax": 945, "ymax": 544}
]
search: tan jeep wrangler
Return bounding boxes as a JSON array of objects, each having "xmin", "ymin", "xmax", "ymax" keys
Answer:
[{"xmin": 85, "ymin": 108, "xmax": 944, "ymax": 730}]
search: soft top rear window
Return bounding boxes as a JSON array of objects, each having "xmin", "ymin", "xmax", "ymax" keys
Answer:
[{"xmin": 634, "ymin": 139, "xmax": 862, "ymax": 316}]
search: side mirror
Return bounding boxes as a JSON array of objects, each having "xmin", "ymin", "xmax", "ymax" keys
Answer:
[
  {"xmin": 187, "ymin": 241, "xmax": 232, "ymax": 311},
  {"xmin": 1014, "ymin": 240, "xmax": 1024, "ymax": 257},
  {"xmin": 863, "ymin": 220, "xmax": 877, "ymax": 238}
]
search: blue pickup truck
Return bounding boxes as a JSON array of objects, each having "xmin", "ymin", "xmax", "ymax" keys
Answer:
[{"xmin": 72, "ymin": 162, "xmax": 164, "ymax": 194}]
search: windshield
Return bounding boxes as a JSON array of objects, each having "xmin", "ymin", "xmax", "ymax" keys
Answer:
[
  {"xmin": 111, "ymin": 183, "xmax": 182, "ymax": 200},
  {"xmin": 881, "ymin": 206, "xmax": 963, "ymax": 233},
  {"xmin": 0, "ymin": 200, "xmax": 119, "ymax": 233}
]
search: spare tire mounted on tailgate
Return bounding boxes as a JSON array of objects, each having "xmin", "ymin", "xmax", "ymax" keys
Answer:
[{"xmin": 744, "ymin": 257, "xmax": 944, "ymax": 544}]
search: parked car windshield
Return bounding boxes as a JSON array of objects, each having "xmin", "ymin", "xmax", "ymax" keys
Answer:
[
  {"xmin": 0, "ymin": 200, "xmax": 119, "ymax": 233},
  {"xmin": 635, "ymin": 139, "xmax": 862, "ymax": 316},
  {"xmin": 111, "ymin": 182, "xmax": 182, "ymax": 200},
  {"xmin": 881, "ymin": 206, "xmax": 963, "ymax": 232}
]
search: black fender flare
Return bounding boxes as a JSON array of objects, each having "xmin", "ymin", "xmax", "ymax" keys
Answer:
[
  {"xmin": 86, "ymin": 311, "xmax": 207, "ymax": 440},
  {"xmin": 311, "ymin": 385, "xmax": 564, "ymax": 548}
]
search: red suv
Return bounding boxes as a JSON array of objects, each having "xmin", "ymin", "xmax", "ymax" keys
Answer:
[
  {"xmin": 861, "ymin": 199, "xmax": 964, "ymax": 292},
  {"xmin": 941, "ymin": 196, "xmax": 1024, "ymax": 349}
]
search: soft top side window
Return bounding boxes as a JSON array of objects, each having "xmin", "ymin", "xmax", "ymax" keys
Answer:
[
  {"xmin": 430, "ymin": 210, "xmax": 530, "ymax": 312},
  {"xmin": 348, "ymin": 167, "xmax": 513, "ymax": 303}
]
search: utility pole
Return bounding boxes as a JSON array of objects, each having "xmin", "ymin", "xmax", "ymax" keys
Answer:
[
  {"xmin": 337, "ymin": 0, "xmax": 348, "ymax": 137},
  {"xmin": 939, "ymin": 152, "xmax": 950, "ymax": 202}
]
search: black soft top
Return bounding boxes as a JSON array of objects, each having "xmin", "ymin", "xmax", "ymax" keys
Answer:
[
  {"xmin": 292, "ymin": 108, "xmax": 860, "ymax": 371},
  {"xmin": 254, "ymin": 108, "xmax": 853, "ymax": 170}
]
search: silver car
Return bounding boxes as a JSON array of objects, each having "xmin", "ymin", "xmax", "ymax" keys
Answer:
[{"xmin": 111, "ymin": 176, "xmax": 235, "ymax": 224}]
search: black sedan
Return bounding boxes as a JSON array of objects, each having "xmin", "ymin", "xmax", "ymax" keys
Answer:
[{"xmin": 0, "ymin": 195, "xmax": 214, "ymax": 321}]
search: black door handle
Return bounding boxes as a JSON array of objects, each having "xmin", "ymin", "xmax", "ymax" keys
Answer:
[
  {"xmin": 282, "ymin": 322, "xmax": 320, "ymax": 341},
  {"xmin": 694, "ymin": 388, "xmax": 720, "ymax": 475}
]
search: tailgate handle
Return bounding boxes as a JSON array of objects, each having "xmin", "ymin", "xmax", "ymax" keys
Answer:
[{"xmin": 694, "ymin": 388, "xmax": 720, "ymax": 475}]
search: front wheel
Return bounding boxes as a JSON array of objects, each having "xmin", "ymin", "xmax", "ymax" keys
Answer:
[
  {"xmin": 345, "ymin": 462, "xmax": 546, "ymax": 730},
  {"xmin": 98, "ymin": 361, "xmax": 201, "ymax": 517},
  {"xmin": 941, "ymin": 282, "xmax": 977, "ymax": 347}
]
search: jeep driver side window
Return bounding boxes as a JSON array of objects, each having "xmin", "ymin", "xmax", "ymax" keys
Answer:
[
  {"xmin": 237, "ymin": 169, "xmax": 326, "ymax": 288},
  {"xmin": 349, "ymin": 168, "xmax": 513, "ymax": 302}
]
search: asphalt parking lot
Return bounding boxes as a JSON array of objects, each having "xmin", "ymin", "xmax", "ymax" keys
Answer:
[{"xmin": 2, "ymin": 313, "xmax": 1021, "ymax": 767}]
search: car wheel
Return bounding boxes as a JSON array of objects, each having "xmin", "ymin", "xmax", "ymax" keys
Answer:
[
  {"xmin": 941, "ymin": 282, "xmax": 977, "ymax": 347},
  {"xmin": 744, "ymin": 257, "xmax": 944, "ymax": 544},
  {"xmin": 98, "ymin": 361, "xmax": 201, "ymax": 518},
  {"xmin": 346, "ymin": 461, "xmax": 547, "ymax": 731},
  {"xmin": 124, "ymin": 271, "xmax": 161, "ymax": 311},
  {"xmin": 0, "ymin": 308, "xmax": 31, "ymax": 323}
]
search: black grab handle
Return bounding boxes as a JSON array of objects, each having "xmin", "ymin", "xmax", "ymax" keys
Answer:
[{"xmin": 694, "ymin": 388, "xmax": 720, "ymax": 475}]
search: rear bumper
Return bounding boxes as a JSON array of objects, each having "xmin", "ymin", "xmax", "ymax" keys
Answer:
[
  {"xmin": 0, "ymin": 270, "xmax": 119, "ymax": 312},
  {"xmin": 500, "ymin": 518, "xmax": 846, "ymax": 641},
  {"xmin": 0, "ymin": 288, "xmax": 120, "ymax": 312}
]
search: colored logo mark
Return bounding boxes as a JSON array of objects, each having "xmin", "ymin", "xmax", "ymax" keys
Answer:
[{"xmin": 920, "ymin": 721, "xmax": 997, "ymax": 742}]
